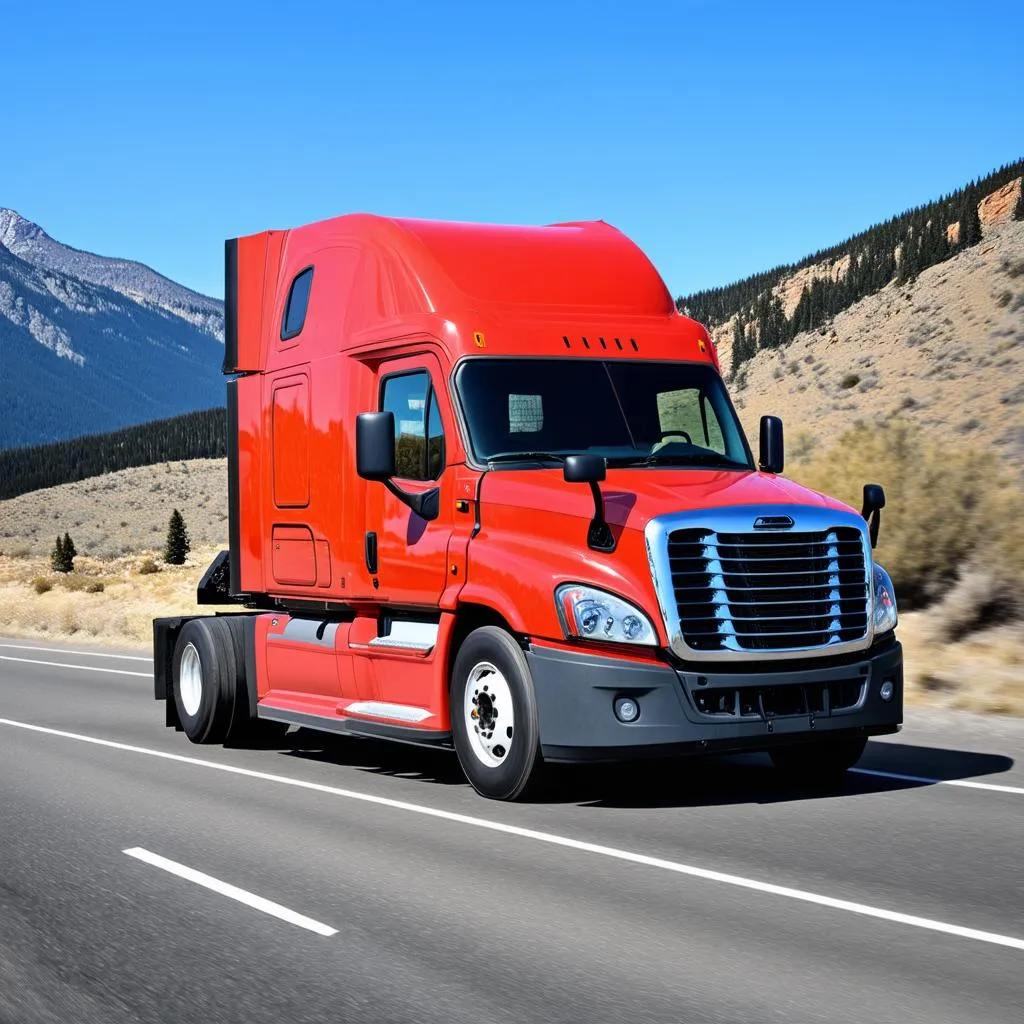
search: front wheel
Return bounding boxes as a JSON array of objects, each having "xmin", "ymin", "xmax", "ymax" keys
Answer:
[
  {"xmin": 769, "ymin": 736, "xmax": 867, "ymax": 780},
  {"xmin": 450, "ymin": 626, "xmax": 542, "ymax": 800}
]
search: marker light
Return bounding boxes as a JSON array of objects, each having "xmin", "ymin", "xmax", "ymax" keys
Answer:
[{"xmin": 556, "ymin": 584, "xmax": 657, "ymax": 646}]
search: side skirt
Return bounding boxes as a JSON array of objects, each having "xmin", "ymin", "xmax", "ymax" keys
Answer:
[{"xmin": 256, "ymin": 706, "xmax": 453, "ymax": 751}]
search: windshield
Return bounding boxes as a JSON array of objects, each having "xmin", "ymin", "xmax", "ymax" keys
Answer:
[{"xmin": 455, "ymin": 358, "xmax": 753, "ymax": 469}]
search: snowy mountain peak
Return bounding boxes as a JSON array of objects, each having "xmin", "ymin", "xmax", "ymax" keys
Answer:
[
  {"xmin": 0, "ymin": 209, "xmax": 223, "ymax": 341},
  {"xmin": 0, "ymin": 209, "xmax": 51, "ymax": 251}
]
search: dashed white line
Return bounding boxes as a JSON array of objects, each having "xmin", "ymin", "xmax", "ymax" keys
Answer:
[
  {"xmin": 123, "ymin": 847, "xmax": 337, "ymax": 936},
  {"xmin": 2, "ymin": 716, "xmax": 1023, "ymax": 953},
  {"xmin": 0, "ymin": 655, "xmax": 151, "ymax": 678},
  {"xmin": 852, "ymin": 767, "xmax": 1024, "ymax": 796},
  {"xmin": 0, "ymin": 643, "xmax": 150, "ymax": 662}
]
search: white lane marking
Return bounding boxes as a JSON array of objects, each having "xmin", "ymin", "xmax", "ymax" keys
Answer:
[
  {"xmin": 0, "ymin": 656, "xmax": 151, "ymax": 678},
  {"xmin": 2, "ymin": 718, "xmax": 1023, "ymax": 953},
  {"xmin": 0, "ymin": 643, "xmax": 150, "ymax": 662},
  {"xmin": 852, "ymin": 767, "xmax": 1024, "ymax": 796},
  {"xmin": 123, "ymin": 847, "xmax": 337, "ymax": 936}
]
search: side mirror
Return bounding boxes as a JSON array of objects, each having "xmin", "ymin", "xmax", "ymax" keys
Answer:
[
  {"xmin": 861, "ymin": 483, "xmax": 886, "ymax": 548},
  {"xmin": 563, "ymin": 454, "xmax": 606, "ymax": 485},
  {"xmin": 563, "ymin": 454, "xmax": 613, "ymax": 551},
  {"xmin": 356, "ymin": 411, "xmax": 439, "ymax": 522},
  {"xmin": 356, "ymin": 412, "xmax": 396, "ymax": 481},
  {"xmin": 759, "ymin": 415, "xmax": 784, "ymax": 474}
]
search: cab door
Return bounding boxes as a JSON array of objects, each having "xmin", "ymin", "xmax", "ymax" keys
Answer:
[{"xmin": 368, "ymin": 354, "xmax": 457, "ymax": 607}]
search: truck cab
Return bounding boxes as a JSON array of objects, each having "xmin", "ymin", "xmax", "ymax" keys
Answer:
[{"xmin": 153, "ymin": 214, "xmax": 902, "ymax": 800}]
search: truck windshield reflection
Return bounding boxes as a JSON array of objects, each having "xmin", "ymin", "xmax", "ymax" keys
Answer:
[{"xmin": 456, "ymin": 358, "xmax": 753, "ymax": 469}]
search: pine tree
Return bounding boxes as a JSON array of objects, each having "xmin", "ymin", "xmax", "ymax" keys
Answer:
[
  {"xmin": 731, "ymin": 317, "xmax": 750, "ymax": 375},
  {"xmin": 958, "ymin": 194, "xmax": 982, "ymax": 248},
  {"xmin": 62, "ymin": 533, "xmax": 77, "ymax": 564},
  {"xmin": 51, "ymin": 535, "xmax": 66, "ymax": 573},
  {"xmin": 898, "ymin": 230, "xmax": 919, "ymax": 284},
  {"xmin": 164, "ymin": 509, "xmax": 190, "ymax": 565},
  {"xmin": 1014, "ymin": 184, "xmax": 1024, "ymax": 221}
]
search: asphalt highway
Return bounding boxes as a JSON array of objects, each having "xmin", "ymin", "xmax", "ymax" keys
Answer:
[{"xmin": 1, "ymin": 637, "xmax": 1022, "ymax": 1023}]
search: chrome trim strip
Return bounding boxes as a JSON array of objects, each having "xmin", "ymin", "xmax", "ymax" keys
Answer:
[
  {"xmin": 645, "ymin": 504, "xmax": 874, "ymax": 663},
  {"xmin": 345, "ymin": 701, "xmax": 433, "ymax": 723},
  {"xmin": 367, "ymin": 620, "xmax": 439, "ymax": 652}
]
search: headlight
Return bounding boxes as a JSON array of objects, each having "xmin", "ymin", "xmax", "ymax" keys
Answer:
[
  {"xmin": 872, "ymin": 563, "xmax": 898, "ymax": 633},
  {"xmin": 555, "ymin": 584, "xmax": 657, "ymax": 646}
]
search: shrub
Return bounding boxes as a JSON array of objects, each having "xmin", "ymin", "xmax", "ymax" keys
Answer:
[
  {"xmin": 138, "ymin": 558, "xmax": 160, "ymax": 575},
  {"xmin": 32, "ymin": 577, "xmax": 53, "ymax": 595},
  {"xmin": 85, "ymin": 581, "xmax": 105, "ymax": 594},
  {"xmin": 790, "ymin": 419, "xmax": 1024, "ymax": 610},
  {"xmin": 62, "ymin": 573, "xmax": 91, "ymax": 592}
]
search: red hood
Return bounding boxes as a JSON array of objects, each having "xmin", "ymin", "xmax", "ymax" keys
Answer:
[{"xmin": 478, "ymin": 468, "xmax": 854, "ymax": 529}]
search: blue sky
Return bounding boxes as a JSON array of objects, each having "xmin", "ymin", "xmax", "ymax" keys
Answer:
[{"xmin": 2, "ymin": 0, "xmax": 1021, "ymax": 301}]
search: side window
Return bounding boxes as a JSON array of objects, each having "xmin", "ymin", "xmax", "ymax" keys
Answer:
[
  {"xmin": 657, "ymin": 388, "xmax": 726, "ymax": 453},
  {"xmin": 381, "ymin": 371, "xmax": 445, "ymax": 481},
  {"xmin": 281, "ymin": 267, "xmax": 314, "ymax": 341}
]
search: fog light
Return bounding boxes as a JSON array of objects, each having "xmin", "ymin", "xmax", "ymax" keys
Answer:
[
  {"xmin": 880, "ymin": 680, "xmax": 895, "ymax": 702},
  {"xmin": 614, "ymin": 697, "xmax": 640, "ymax": 723}
]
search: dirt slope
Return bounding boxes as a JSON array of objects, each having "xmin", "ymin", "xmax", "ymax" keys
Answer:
[
  {"xmin": 717, "ymin": 220, "xmax": 1024, "ymax": 472},
  {"xmin": 0, "ymin": 459, "xmax": 227, "ymax": 559}
]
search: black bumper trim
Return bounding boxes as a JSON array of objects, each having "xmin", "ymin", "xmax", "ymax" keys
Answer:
[{"xmin": 527, "ymin": 641, "xmax": 903, "ymax": 763}]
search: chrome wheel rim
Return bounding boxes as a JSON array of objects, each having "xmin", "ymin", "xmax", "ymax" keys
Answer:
[
  {"xmin": 464, "ymin": 661, "xmax": 514, "ymax": 768},
  {"xmin": 179, "ymin": 642, "xmax": 203, "ymax": 718}
]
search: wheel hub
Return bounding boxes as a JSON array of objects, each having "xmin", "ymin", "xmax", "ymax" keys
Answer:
[
  {"xmin": 179, "ymin": 642, "xmax": 203, "ymax": 718},
  {"xmin": 464, "ymin": 661, "xmax": 514, "ymax": 768}
]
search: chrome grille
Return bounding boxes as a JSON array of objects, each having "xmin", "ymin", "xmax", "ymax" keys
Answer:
[{"xmin": 666, "ymin": 526, "xmax": 869, "ymax": 653}]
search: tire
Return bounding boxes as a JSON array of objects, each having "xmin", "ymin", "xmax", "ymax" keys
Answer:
[
  {"xmin": 769, "ymin": 736, "xmax": 867, "ymax": 780},
  {"xmin": 450, "ymin": 626, "xmax": 542, "ymax": 801},
  {"xmin": 171, "ymin": 618, "xmax": 238, "ymax": 744}
]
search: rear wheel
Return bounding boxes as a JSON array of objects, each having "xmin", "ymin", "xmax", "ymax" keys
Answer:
[
  {"xmin": 769, "ymin": 736, "xmax": 867, "ymax": 780},
  {"xmin": 171, "ymin": 618, "xmax": 237, "ymax": 744},
  {"xmin": 450, "ymin": 626, "xmax": 542, "ymax": 800}
]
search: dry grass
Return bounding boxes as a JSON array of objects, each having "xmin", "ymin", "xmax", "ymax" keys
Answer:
[
  {"xmin": 899, "ymin": 610, "xmax": 1024, "ymax": 715},
  {"xmin": 0, "ymin": 547, "xmax": 226, "ymax": 647}
]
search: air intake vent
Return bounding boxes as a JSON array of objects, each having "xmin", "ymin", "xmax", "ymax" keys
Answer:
[
  {"xmin": 561, "ymin": 335, "xmax": 639, "ymax": 352},
  {"xmin": 667, "ymin": 527, "xmax": 869, "ymax": 653}
]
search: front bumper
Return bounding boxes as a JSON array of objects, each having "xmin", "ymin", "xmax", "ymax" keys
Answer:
[{"xmin": 526, "ymin": 638, "xmax": 903, "ymax": 763}]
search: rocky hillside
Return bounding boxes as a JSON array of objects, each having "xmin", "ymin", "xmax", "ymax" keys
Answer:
[
  {"xmin": 0, "ymin": 211, "xmax": 226, "ymax": 449},
  {"xmin": 0, "ymin": 210, "xmax": 223, "ymax": 338},
  {"xmin": 716, "ymin": 187, "xmax": 1024, "ymax": 472}
]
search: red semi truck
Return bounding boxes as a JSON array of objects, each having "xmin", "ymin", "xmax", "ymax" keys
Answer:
[{"xmin": 153, "ymin": 214, "xmax": 902, "ymax": 800}]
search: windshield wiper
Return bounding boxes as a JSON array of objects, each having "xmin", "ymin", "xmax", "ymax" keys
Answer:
[
  {"xmin": 486, "ymin": 451, "xmax": 567, "ymax": 465},
  {"xmin": 609, "ymin": 452, "xmax": 749, "ymax": 469}
]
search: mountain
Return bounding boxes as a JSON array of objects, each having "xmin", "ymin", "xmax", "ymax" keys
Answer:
[
  {"xmin": 712, "ymin": 178, "xmax": 1024, "ymax": 471},
  {"xmin": 0, "ymin": 210, "xmax": 223, "ymax": 339},
  {"xmin": 0, "ymin": 211, "xmax": 225, "ymax": 449}
]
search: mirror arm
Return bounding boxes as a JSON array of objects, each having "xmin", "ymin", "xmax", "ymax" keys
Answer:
[
  {"xmin": 586, "ymin": 481, "xmax": 615, "ymax": 552},
  {"xmin": 868, "ymin": 511, "xmax": 880, "ymax": 548},
  {"xmin": 383, "ymin": 479, "xmax": 440, "ymax": 522}
]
